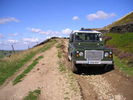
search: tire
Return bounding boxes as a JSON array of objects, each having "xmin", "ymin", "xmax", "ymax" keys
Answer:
[
  {"xmin": 67, "ymin": 53, "xmax": 71, "ymax": 62},
  {"xmin": 71, "ymin": 61, "xmax": 78, "ymax": 73},
  {"xmin": 68, "ymin": 57, "xmax": 70, "ymax": 61},
  {"xmin": 104, "ymin": 64, "xmax": 114, "ymax": 72}
]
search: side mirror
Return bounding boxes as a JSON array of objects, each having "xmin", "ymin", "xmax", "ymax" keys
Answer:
[{"xmin": 69, "ymin": 34, "xmax": 74, "ymax": 42}]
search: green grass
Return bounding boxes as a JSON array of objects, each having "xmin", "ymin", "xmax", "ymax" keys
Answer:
[
  {"xmin": 58, "ymin": 62, "xmax": 67, "ymax": 72},
  {"xmin": 57, "ymin": 50, "xmax": 62, "ymax": 58},
  {"xmin": 24, "ymin": 89, "xmax": 41, "ymax": 100},
  {"xmin": 0, "ymin": 39, "xmax": 56, "ymax": 85},
  {"xmin": 13, "ymin": 56, "xmax": 43, "ymax": 85},
  {"xmin": 56, "ymin": 43, "xmax": 62, "ymax": 48},
  {"xmin": 40, "ymin": 40, "xmax": 56, "ymax": 52},
  {"xmin": 0, "ymin": 50, "xmax": 22, "ymax": 58},
  {"xmin": 56, "ymin": 43, "xmax": 63, "ymax": 58},
  {"xmin": 105, "ymin": 32, "xmax": 133, "ymax": 53},
  {"xmin": 114, "ymin": 56, "xmax": 133, "ymax": 76}
]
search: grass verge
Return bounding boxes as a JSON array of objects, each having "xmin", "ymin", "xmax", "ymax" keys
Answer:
[
  {"xmin": 13, "ymin": 56, "xmax": 43, "ymax": 85},
  {"xmin": 24, "ymin": 89, "xmax": 41, "ymax": 100},
  {"xmin": 0, "ymin": 39, "xmax": 56, "ymax": 85},
  {"xmin": 105, "ymin": 33, "xmax": 133, "ymax": 76},
  {"xmin": 58, "ymin": 61, "xmax": 80, "ymax": 94},
  {"xmin": 114, "ymin": 56, "xmax": 133, "ymax": 76},
  {"xmin": 57, "ymin": 41, "xmax": 80, "ymax": 93},
  {"xmin": 56, "ymin": 43, "xmax": 63, "ymax": 58}
]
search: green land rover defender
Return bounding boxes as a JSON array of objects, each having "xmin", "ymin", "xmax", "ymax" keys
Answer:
[{"xmin": 68, "ymin": 29, "xmax": 114, "ymax": 72}]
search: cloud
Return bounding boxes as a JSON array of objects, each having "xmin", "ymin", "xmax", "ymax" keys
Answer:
[
  {"xmin": 72, "ymin": 16, "xmax": 79, "ymax": 20},
  {"xmin": 7, "ymin": 39, "xmax": 18, "ymax": 44},
  {"xmin": 86, "ymin": 11, "xmax": 116, "ymax": 21},
  {"xmin": 10, "ymin": 33, "xmax": 18, "ymax": 36},
  {"xmin": 0, "ymin": 17, "xmax": 19, "ymax": 24},
  {"xmin": 23, "ymin": 38, "xmax": 39, "ymax": 43},
  {"xmin": 28, "ymin": 28, "xmax": 72, "ymax": 36},
  {"xmin": 28, "ymin": 28, "xmax": 52, "ymax": 35},
  {"xmin": 62, "ymin": 28, "xmax": 72, "ymax": 34}
]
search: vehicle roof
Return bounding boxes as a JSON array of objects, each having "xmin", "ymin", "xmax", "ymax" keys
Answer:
[{"xmin": 72, "ymin": 30, "xmax": 102, "ymax": 34}]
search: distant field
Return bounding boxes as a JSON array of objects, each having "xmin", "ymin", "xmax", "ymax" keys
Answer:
[{"xmin": 0, "ymin": 50, "xmax": 22, "ymax": 58}]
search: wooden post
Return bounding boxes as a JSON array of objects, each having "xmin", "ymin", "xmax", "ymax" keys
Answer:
[{"xmin": 11, "ymin": 45, "xmax": 15, "ymax": 53}]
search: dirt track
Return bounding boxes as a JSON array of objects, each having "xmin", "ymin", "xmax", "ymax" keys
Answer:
[{"xmin": 0, "ymin": 39, "xmax": 133, "ymax": 100}]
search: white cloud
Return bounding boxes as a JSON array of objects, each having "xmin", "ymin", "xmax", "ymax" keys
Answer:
[
  {"xmin": 62, "ymin": 28, "xmax": 72, "ymax": 34},
  {"xmin": 23, "ymin": 38, "xmax": 39, "ymax": 43},
  {"xmin": 29, "ymin": 28, "xmax": 42, "ymax": 33},
  {"xmin": 28, "ymin": 28, "xmax": 52, "ymax": 35},
  {"xmin": 7, "ymin": 39, "xmax": 18, "ymax": 44},
  {"xmin": 72, "ymin": 16, "xmax": 79, "ymax": 20},
  {"xmin": 86, "ymin": 11, "xmax": 116, "ymax": 21},
  {"xmin": 0, "ymin": 17, "xmax": 19, "ymax": 24},
  {"xmin": 10, "ymin": 33, "xmax": 18, "ymax": 36},
  {"xmin": 28, "ymin": 28, "xmax": 72, "ymax": 36}
]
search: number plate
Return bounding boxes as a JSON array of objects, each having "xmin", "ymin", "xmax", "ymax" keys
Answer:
[{"xmin": 88, "ymin": 61, "xmax": 101, "ymax": 64}]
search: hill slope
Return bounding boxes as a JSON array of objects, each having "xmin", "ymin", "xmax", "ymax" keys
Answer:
[{"xmin": 103, "ymin": 11, "xmax": 133, "ymax": 30}]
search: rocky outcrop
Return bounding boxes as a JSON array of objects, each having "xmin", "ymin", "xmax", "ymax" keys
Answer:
[{"xmin": 109, "ymin": 23, "xmax": 133, "ymax": 33}]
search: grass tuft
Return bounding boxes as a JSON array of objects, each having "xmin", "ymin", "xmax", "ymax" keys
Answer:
[
  {"xmin": 114, "ymin": 56, "xmax": 133, "ymax": 76},
  {"xmin": 24, "ymin": 89, "xmax": 41, "ymax": 100}
]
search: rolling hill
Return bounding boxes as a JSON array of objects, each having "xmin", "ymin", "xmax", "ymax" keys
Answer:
[{"xmin": 103, "ymin": 11, "xmax": 133, "ymax": 30}]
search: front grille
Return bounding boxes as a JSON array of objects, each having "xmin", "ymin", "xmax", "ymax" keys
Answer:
[{"xmin": 85, "ymin": 50, "xmax": 103, "ymax": 60}]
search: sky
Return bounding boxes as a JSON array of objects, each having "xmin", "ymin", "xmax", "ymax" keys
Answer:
[{"xmin": 0, "ymin": 0, "xmax": 133, "ymax": 50}]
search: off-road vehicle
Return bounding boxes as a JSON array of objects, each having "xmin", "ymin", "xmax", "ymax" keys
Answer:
[{"xmin": 68, "ymin": 29, "xmax": 114, "ymax": 72}]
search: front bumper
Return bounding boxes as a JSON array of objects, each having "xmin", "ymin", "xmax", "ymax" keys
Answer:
[{"xmin": 75, "ymin": 60, "xmax": 113, "ymax": 64}]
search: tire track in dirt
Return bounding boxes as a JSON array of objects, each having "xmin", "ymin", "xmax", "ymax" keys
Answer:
[{"xmin": 78, "ymin": 74, "xmax": 125, "ymax": 100}]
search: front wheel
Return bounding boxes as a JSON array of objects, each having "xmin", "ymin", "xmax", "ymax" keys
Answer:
[
  {"xmin": 71, "ymin": 61, "xmax": 78, "ymax": 73},
  {"xmin": 104, "ymin": 64, "xmax": 114, "ymax": 72}
]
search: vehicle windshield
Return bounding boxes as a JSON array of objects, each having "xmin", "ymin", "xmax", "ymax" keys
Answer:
[{"xmin": 75, "ymin": 33, "xmax": 101, "ymax": 42}]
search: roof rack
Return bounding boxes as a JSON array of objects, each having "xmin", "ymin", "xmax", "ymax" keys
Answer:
[{"xmin": 80, "ymin": 28, "xmax": 92, "ymax": 31}]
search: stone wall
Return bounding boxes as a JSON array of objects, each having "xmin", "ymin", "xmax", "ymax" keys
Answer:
[{"xmin": 109, "ymin": 23, "xmax": 133, "ymax": 33}]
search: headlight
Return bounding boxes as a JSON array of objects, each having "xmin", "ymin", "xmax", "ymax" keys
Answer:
[
  {"xmin": 109, "ymin": 51, "xmax": 112, "ymax": 54},
  {"xmin": 104, "ymin": 52, "xmax": 109, "ymax": 57},
  {"xmin": 79, "ymin": 52, "xmax": 83, "ymax": 56}
]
